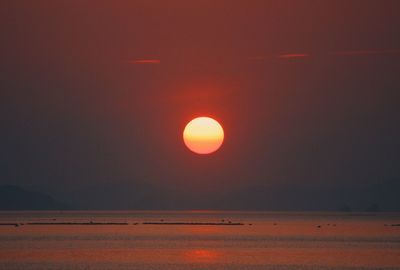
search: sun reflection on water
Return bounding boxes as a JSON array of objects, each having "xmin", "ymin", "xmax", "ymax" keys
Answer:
[{"xmin": 184, "ymin": 249, "xmax": 220, "ymax": 263}]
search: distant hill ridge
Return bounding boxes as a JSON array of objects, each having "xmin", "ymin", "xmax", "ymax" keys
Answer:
[{"xmin": 0, "ymin": 185, "xmax": 71, "ymax": 210}]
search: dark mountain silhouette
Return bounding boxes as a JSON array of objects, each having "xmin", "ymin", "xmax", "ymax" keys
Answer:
[
  {"xmin": 365, "ymin": 203, "xmax": 381, "ymax": 212},
  {"xmin": 227, "ymin": 180, "xmax": 400, "ymax": 212},
  {"xmin": 0, "ymin": 185, "xmax": 72, "ymax": 210},
  {"xmin": 54, "ymin": 179, "xmax": 400, "ymax": 211}
]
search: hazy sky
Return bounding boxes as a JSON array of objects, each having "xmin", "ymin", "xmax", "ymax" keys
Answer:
[{"xmin": 1, "ymin": 1, "xmax": 400, "ymax": 210}]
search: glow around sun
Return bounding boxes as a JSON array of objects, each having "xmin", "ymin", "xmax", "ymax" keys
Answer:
[{"xmin": 183, "ymin": 117, "xmax": 224, "ymax": 154}]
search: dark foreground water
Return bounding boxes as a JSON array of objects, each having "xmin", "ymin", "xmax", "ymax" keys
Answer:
[{"xmin": 0, "ymin": 211, "xmax": 399, "ymax": 270}]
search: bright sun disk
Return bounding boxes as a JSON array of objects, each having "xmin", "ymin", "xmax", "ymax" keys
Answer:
[{"xmin": 183, "ymin": 117, "xmax": 224, "ymax": 154}]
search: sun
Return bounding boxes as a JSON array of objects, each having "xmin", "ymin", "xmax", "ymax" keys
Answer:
[{"xmin": 183, "ymin": 117, "xmax": 224, "ymax": 154}]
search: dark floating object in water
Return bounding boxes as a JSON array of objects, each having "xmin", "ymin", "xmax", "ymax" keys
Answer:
[
  {"xmin": 390, "ymin": 224, "xmax": 400, "ymax": 226},
  {"xmin": 142, "ymin": 222, "xmax": 244, "ymax": 226},
  {"xmin": 3, "ymin": 221, "xmax": 248, "ymax": 226},
  {"xmin": 0, "ymin": 223, "xmax": 19, "ymax": 227},
  {"xmin": 317, "ymin": 225, "xmax": 321, "ymax": 228},
  {"xmin": 26, "ymin": 222, "xmax": 129, "ymax": 225}
]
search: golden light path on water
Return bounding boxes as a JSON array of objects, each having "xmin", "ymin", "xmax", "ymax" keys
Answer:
[{"xmin": 0, "ymin": 211, "xmax": 400, "ymax": 269}]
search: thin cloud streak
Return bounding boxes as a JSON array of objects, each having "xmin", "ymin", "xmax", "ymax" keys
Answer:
[
  {"xmin": 127, "ymin": 49, "xmax": 400, "ymax": 65},
  {"xmin": 128, "ymin": 59, "xmax": 161, "ymax": 64},
  {"xmin": 247, "ymin": 54, "xmax": 309, "ymax": 61},
  {"xmin": 277, "ymin": 53, "xmax": 309, "ymax": 59},
  {"xmin": 331, "ymin": 49, "xmax": 400, "ymax": 56}
]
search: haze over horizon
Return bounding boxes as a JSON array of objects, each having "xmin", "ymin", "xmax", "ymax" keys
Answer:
[{"xmin": 1, "ymin": 1, "xmax": 400, "ymax": 211}]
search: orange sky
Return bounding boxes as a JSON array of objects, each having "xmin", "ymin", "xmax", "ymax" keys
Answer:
[{"xmin": 1, "ymin": 1, "xmax": 400, "ymax": 210}]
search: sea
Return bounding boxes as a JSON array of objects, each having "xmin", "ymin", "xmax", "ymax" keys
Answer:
[{"xmin": 0, "ymin": 211, "xmax": 399, "ymax": 270}]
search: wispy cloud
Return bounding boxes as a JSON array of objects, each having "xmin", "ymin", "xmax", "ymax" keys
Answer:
[
  {"xmin": 127, "ymin": 59, "xmax": 161, "ymax": 64},
  {"xmin": 127, "ymin": 49, "xmax": 400, "ymax": 66},
  {"xmin": 331, "ymin": 49, "xmax": 400, "ymax": 56},
  {"xmin": 247, "ymin": 53, "xmax": 309, "ymax": 62},
  {"xmin": 277, "ymin": 53, "xmax": 309, "ymax": 59}
]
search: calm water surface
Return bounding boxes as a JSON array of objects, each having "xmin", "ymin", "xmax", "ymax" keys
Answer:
[{"xmin": 0, "ymin": 211, "xmax": 399, "ymax": 269}]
